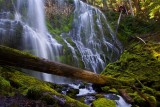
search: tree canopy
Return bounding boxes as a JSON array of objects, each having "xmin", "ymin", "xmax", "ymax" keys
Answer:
[{"xmin": 83, "ymin": 0, "xmax": 160, "ymax": 20}]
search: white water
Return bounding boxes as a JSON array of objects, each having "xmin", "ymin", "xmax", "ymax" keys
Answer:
[
  {"xmin": 116, "ymin": 95, "xmax": 132, "ymax": 107},
  {"xmin": 0, "ymin": 12, "xmax": 21, "ymax": 47},
  {"xmin": 62, "ymin": 36, "xmax": 79, "ymax": 67},
  {"xmin": 103, "ymin": 94, "xmax": 131, "ymax": 107},
  {"xmin": 51, "ymin": 0, "xmax": 122, "ymax": 73},
  {"xmin": 69, "ymin": 0, "xmax": 122, "ymax": 73},
  {"xmin": 0, "ymin": 0, "xmax": 122, "ymax": 82},
  {"xmin": 14, "ymin": 0, "xmax": 67, "ymax": 83},
  {"xmin": 16, "ymin": 0, "xmax": 61, "ymax": 59},
  {"xmin": 69, "ymin": 83, "xmax": 96, "ymax": 96},
  {"xmin": 69, "ymin": 84, "xmax": 131, "ymax": 107},
  {"xmin": 0, "ymin": 1, "xmax": 130, "ymax": 106}
]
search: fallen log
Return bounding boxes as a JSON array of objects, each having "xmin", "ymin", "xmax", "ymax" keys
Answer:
[{"xmin": 0, "ymin": 45, "xmax": 108, "ymax": 84}]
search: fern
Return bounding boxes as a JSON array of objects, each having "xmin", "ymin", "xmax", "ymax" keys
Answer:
[{"xmin": 147, "ymin": 0, "xmax": 160, "ymax": 19}]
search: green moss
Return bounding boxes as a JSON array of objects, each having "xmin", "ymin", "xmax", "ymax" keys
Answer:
[
  {"xmin": 95, "ymin": 94, "xmax": 105, "ymax": 99},
  {"xmin": 104, "ymin": 11, "xmax": 159, "ymax": 46},
  {"xmin": 130, "ymin": 93, "xmax": 157, "ymax": 107},
  {"xmin": 101, "ymin": 86, "xmax": 110, "ymax": 93},
  {"xmin": 155, "ymin": 91, "xmax": 160, "ymax": 101},
  {"xmin": 92, "ymin": 98, "xmax": 116, "ymax": 107},
  {"xmin": 27, "ymin": 86, "xmax": 44, "ymax": 100},
  {"xmin": 0, "ymin": 45, "xmax": 39, "ymax": 60},
  {"xmin": 128, "ymin": 92, "xmax": 148, "ymax": 106},
  {"xmin": 0, "ymin": 0, "xmax": 14, "ymax": 12},
  {"xmin": 102, "ymin": 42, "xmax": 160, "ymax": 81},
  {"xmin": 41, "ymin": 94, "xmax": 57, "ymax": 105},
  {"xmin": 0, "ymin": 66, "xmax": 89, "ymax": 107},
  {"xmin": 101, "ymin": 37, "xmax": 160, "ymax": 106},
  {"xmin": 142, "ymin": 86, "xmax": 155, "ymax": 95},
  {"xmin": 66, "ymin": 37, "xmax": 76, "ymax": 48},
  {"xmin": 108, "ymin": 88, "xmax": 118, "ymax": 94},
  {"xmin": 148, "ymin": 96, "xmax": 156, "ymax": 106},
  {"xmin": 67, "ymin": 0, "xmax": 74, "ymax": 4},
  {"xmin": 0, "ymin": 76, "xmax": 12, "ymax": 95},
  {"xmin": 0, "ymin": 76, "xmax": 10, "ymax": 89},
  {"xmin": 46, "ymin": 13, "xmax": 74, "ymax": 35},
  {"xmin": 53, "ymin": 35, "xmax": 84, "ymax": 68},
  {"xmin": 66, "ymin": 88, "xmax": 79, "ymax": 98}
]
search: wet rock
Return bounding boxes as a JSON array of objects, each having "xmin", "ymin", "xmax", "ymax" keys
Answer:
[{"xmin": 67, "ymin": 88, "xmax": 79, "ymax": 98}]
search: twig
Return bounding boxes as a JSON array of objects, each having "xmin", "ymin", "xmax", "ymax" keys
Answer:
[
  {"xmin": 136, "ymin": 36, "xmax": 146, "ymax": 44},
  {"xmin": 132, "ymin": 85, "xmax": 156, "ymax": 107}
]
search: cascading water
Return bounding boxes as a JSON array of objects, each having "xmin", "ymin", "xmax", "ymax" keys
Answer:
[
  {"xmin": 69, "ymin": 0, "xmax": 122, "ymax": 73},
  {"xmin": 0, "ymin": 1, "xmax": 131, "ymax": 106},
  {"xmin": 0, "ymin": 0, "xmax": 122, "ymax": 82},
  {"xmin": 62, "ymin": 35, "xmax": 79, "ymax": 67},
  {"xmin": 0, "ymin": 11, "xmax": 22, "ymax": 49},
  {"xmin": 9, "ymin": 0, "xmax": 71, "ymax": 83},
  {"xmin": 15, "ymin": 0, "xmax": 61, "ymax": 60}
]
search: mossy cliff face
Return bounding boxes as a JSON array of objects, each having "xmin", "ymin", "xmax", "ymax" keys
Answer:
[
  {"xmin": 45, "ymin": 0, "xmax": 74, "ymax": 35},
  {"xmin": 0, "ymin": 66, "xmax": 89, "ymax": 107},
  {"xmin": 45, "ymin": 1, "xmax": 85, "ymax": 68},
  {"xmin": 101, "ymin": 34, "xmax": 160, "ymax": 106},
  {"xmin": 0, "ymin": 0, "xmax": 15, "ymax": 12},
  {"xmin": 0, "ymin": 0, "xmax": 23, "ymax": 50}
]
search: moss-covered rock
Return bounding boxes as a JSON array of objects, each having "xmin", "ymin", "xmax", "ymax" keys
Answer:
[
  {"xmin": 92, "ymin": 98, "xmax": 116, "ymax": 107},
  {"xmin": 0, "ymin": 0, "xmax": 14, "ymax": 12},
  {"xmin": 41, "ymin": 94, "xmax": 57, "ymax": 105},
  {"xmin": 46, "ymin": 5, "xmax": 74, "ymax": 35},
  {"xmin": 0, "ymin": 66, "xmax": 89, "ymax": 107},
  {"xmin": 66, "ymin": 88, "xmax": 79, "ymax": 98},
  {"xmin": 27, "ymin": 86, "xmax": 44, "ymax": 100},
  {"xmin": 0, "ymin": 76, "xmax": 12, "ymax": 95},
  {"xmin": 101, "ymin": 34, "xmax": 160, "ymax": 106}
]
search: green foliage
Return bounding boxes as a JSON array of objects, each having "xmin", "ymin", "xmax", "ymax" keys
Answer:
[
  {"xmin": 46, "ymin": 12, "xmax": 78, "ymax": 67},
  {"xmin": 35, "ymin": 24, "xmax": 84, "ymax": 68},
  {"xmin": 41, "ymin": 94, "xmax": 57, "ymax": 105},
  {"xmin": 0, "ymin": 0, "xmax": 14, "ymax": 12},
  {"xmin": 101, "ymin": 37, "xmax": 160, "ymax": 106},
  {"xmin": 142, "ymin": 0, "xmax": 160, "ymax": 19},
  {"xmin": 129, "ymin": 92, "xmax": 146, "ymax": 106},
  {"xmin": 67, "ymin": 0, "xmax": 74, "ymax": 4},
  {"xmin": 104, "ymin": 11, "xmax": 156, "ymax": 46},
  {"xmin": 0, "ymin": 66, "xmax": 89, "ymax": 107},
  {"xmin": 0, "ymin": 76, "xmax": 12, "ymax": 95},
  {"xmin": 47, "ymin": 14, "xmax": 74, "ymax": 35},
  {"xmin": 27, "ymin": 86, "xmax": 43, "ymax": 100},
  {"xmin": 92, "ymin": 98, "xmax": 116, "ymax": 107},
  {"xmin": 101, "ymin": 86, "xmax": 110, "ymax": 93}
]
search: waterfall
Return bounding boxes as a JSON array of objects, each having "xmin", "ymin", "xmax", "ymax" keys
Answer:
[
  {"xmin": 69, "ymin": 0, "xmax": 122, "ymax": 73},
  {"xmin": 0, "ymin": 0, "xmax": 122, "ymax": 83},
  {"xmin": 0, "ymin": 11, "xmax": 22, "ymax": 49},
  {"xmin": 62, "ymin": 35, "xmax": 79, "ymax": 67},
  {"xmin": 16, "ymin": 0, "xmax": 61, "ymax": 59},
  {"xmin": 14, "ymin": 0, "xmax": 70, "ymax": 83}
]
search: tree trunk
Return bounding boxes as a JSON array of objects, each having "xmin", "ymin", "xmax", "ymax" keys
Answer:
[
  {"xmin": 128, "ymin": 0, "xmax": 134, "ymax": 16},
  {"xmin": 0, "ymin": 45, "xmax": 108, "ymax": 85},
  {"xmin": 133, "ymin": 0, "xmax": 140, "ymax": 14},
  {"xmin": 102, "ymin": 0, "xmax": 108, "ymax": 11}
]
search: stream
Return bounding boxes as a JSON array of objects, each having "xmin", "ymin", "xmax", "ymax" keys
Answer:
[
  {"xmin": 0, "ymin": 0, "xmax": 130, "ymax": 106},
  {"xmin": 59, "ymin": 82, "xmax": 131, "ymax": 107}
]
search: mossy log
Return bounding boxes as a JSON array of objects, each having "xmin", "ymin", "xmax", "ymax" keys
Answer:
[{"xmin": 0, "ymin": 45, "xmax": 108, "ymax": 84}]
